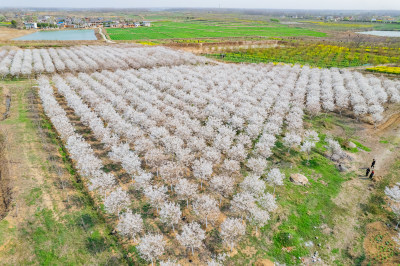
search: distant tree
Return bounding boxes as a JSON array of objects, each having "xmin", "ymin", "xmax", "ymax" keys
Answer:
[
  {"xmin": 11, "ymin": 20, "xmax": 17, "ymax": 28},
  {"xmin": 240, "ymin": 174, "xmax": 266, "ymax": 197},
  {"xmin": 257, "ymin": 192, "xmax": 278, "ymax": 212},
  {"xmin": 385, "ymin": 184, "xmax": 400, "ymax": 203},
  {"xmin": 283, "ymin": 133, "xmax": 302, "ymax": 153},
  {"xmin": 104, "ymin": 187, "xmax": 130, "ymax": 217},
  {"xmin": 246, "ymin": 157, "xmax": 268, "ymax": 176},
  {"xmin": 192, "ymin": 158, "xmax": 213, "ymax": 189},
  {"xmin": 193, "ymin": 195, "xmax": 220, "ymax": 227},
  {"xmin": 300, "ymin": 140, "xmax": 314, "ymax": 165},
  {"xmin": 209, "ymin": 175, "xmax": 235, "ymax": 204},
  {"xmin": 159, "ymin": 201, "xmax": 181, "ymax": 232},
  {"xmin": 116, "ymin": 210, "xmax": 143, "ymax": 240},
  {"xmin": 175, "ymin": 178, "xmax": 198, "ymax": 208},
  {"xmin": 325, "ymin": 137, "xmax": 345, "ymax": 162},
  {"xmin": 266, "ymin": 168, "xmax": 285, "ymax": 194},
  {"xmin": 231, "ymin": 192, "xmax": 255, "ymax": 221},
  {"xmin": 134, "ymin": 171, "xmax": 153, "ymax": 190},
  {"xmin": 248, "ymin": 207, "xmax": 270, "ymax": 234},
  {"xmin": 220, "ymin": 217, "xmax": 246, "ymax": 252},
  {"xmin": 144, "ymin": 185, "xmax": 168, "ymax": 212},
  {"xmin": 176, "ymin": 222, "xmax": 205, "ymax": 256},
  {"xmin": 137, "ymin": 234, "xmax": 166, "ymax": 266}
]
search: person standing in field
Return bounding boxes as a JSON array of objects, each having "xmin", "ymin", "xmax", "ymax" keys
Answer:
[
  {"xmin": 371, "ymin": 159, "xmax": 376, "ymax": 169},
  {"xmin": 369, "ymin": 170, "xmax": 375, "ymax": 180},
  {"xmin": 366, "ymin": 167, "xmax": 370, "ymax": 177}
]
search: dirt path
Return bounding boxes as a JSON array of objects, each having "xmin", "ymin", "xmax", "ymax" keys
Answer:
[
  {"xmin": 329, "ymin": 109, "xmax": 400, "ymax": 262},
  {"xmin": 99, "ymin": 28, "xmax": 115, "ymax": 44}
]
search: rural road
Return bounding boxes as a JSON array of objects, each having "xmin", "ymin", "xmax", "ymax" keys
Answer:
[{"xmin": 98, "ymin": 28, "xmax": 115, "ymax": 43}]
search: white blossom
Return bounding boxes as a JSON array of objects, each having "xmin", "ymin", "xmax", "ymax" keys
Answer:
[
  {"xmin": 160, "ymin": 201, "xmax": 181, "ymax": 231},
  {"xmin": 176, "ymin": 222, "xmax": 205, "ymax": 255},
  {"xmin": 116, "ymin": 210, "xmax": 143, "ymax": 240},
  {"xmin": 193, "ymin": 195, "xmax": 220, "ymax": 227},
  {"xmin": 220, "ymin": 217, "xmax": 246, "ymax": 252},
  {"xmin": 137, "ymin": 234, "xmax": 166, "ymax": 265}
]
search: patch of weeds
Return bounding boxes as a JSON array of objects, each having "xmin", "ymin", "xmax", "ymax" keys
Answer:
[
  {"xmin": 306, "ymin": 114, "xmax": 335, "ymax": 130},
  {"xmin": 86, "ymin": 230, "xmax": 109, "ymax": 254},
  {"xmin": 354, "ymin": 253, "xmax": 366, "ymax": 265},
  {"xmin": 127, "ymin": 245, "xmax": 147, "ymax": 265},
  {"xmin": 22, "ymin": 207, "xmax": 124, "ymax": 264},
  {"xmin": 24, "ymin": 187, "xmax": 43, "ymax": 206},
  {"xmin": 332, "ymin": 248, "xmax": 339, "ymax": 254},
  {"xmin": 351, "ymin": 140, "xmax": 371, "ymax": 152},
  {"xmin": 0, "ymin": 220, "xmax": 15, "ymax": 246}
]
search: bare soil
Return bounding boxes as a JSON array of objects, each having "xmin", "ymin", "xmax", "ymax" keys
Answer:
[
  {"xmin": 0, "ymin": 27, "xmax": 34, "ymax": 41},
  {"xmin": 165, "ymin": 40, "xmax": 279, "ymax": 54},
  {"xmin": 363, "ymin": 222, "xmax": 400, "ymax": 265}
]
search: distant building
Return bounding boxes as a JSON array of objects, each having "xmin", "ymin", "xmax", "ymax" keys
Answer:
[
  {"xmin": 134, "ymin": 22, "xmax": 140, "ymax": 27},
  {"xmin": 141, "ymin": 21, "xmax": 151, "ymax": 27},
  {"xmin": 24, "ymin": 22, "xmax": 37, "ymax": 29}
]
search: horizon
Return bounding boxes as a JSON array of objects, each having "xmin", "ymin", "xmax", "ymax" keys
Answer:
[
  {"xmin": 2, "ymin": 7, "xmax": 400, "ymax": 12},
  {"xmin": 2, "ymin": 0, "xmax": 400, "ymax": 11}
]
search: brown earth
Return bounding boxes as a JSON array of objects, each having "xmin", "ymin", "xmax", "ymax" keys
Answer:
[
  {"xmin": 165, "ymin": 40, "xmax": 279, "ymax": 54},
  {"xmin": 363, "ymin": 222, "xmax": 400, "ymax": 265},
  {"xmin": 0, "ymin": 27, "xmax": 34, "ymax": 41},
  {"xmin": 255, "ymin": 258, "xmax": 275, "ymax": 266}
]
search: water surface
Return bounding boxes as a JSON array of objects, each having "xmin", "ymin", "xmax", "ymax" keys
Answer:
[
  {"xmin": 13, "ymin": 29, "xmax": 97, "ymax": 40},
  {"xmin": 357, "ymin": 31, "xmax": 400, "ymax": 37}
]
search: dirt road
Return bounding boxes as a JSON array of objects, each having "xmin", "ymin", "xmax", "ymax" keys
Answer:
[{"xmin": 329, "ymin": 108, "xmax": 400, "ymax": 263}]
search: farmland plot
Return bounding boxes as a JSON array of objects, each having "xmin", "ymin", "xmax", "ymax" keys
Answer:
[{"xmin": 37, "ymin": 63, "xmax": 400, "ymax": 264}]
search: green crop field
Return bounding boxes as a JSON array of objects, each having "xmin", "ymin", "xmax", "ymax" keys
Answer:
[{"xmin": 107, "ymin": 21, "xmax": 326, "ymax": 40}]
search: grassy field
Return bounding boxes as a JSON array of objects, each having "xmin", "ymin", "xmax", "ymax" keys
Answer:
[
  {"xmin": 107, "ymin": 21, "xmax": 326, "ymax": 40},
  {"xmin": 206, "ymin": 41, "xmax": 400, "ymax": 68},
  {"xmin": 223, "ymin": 114, "xmax": 363, "ymax": 265}
]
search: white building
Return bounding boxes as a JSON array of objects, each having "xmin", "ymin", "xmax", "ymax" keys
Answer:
[
  {"xmin": 141, "ymin": 21, "xmax": 151, "ymax": 27},
  {"xmin": 24, "ymin": 22, "xmax": 37, "ymax": 29}
]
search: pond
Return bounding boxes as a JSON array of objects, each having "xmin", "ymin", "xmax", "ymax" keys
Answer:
[
  {"xmin": 357, "ymin": 31, "xmax": 400, "ymax": 37},
  {"xmin": 13, "ymin": 29, "xmax": 97, "ymax": 41}
]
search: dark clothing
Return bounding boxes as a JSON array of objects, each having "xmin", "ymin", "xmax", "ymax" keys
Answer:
[
  {"xmin": 366, "ymin": 168, "xmax": 370, "ymax": 177},
  {"xmin": 371, "ymin": 160, "xmax": 376, "ymax": 169},
  {"xmin": 369, "ymin": 171, "xmax": 374, "ymax": 179}
]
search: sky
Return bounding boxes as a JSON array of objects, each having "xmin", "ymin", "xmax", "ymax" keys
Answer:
[{"xmin": 2, "ymin": 0, "xmax": 400, "ymax": 10}]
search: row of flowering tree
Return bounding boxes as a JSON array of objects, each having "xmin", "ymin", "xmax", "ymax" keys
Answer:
[{"xmin": 0, "ymin": 45, "xmax": 208, "ymax": 78}]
